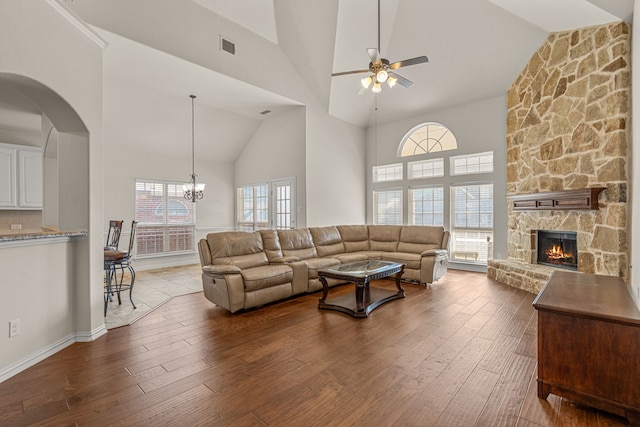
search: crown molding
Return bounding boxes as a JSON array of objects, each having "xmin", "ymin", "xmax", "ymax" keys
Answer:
[{"xmin": 46, "ymin": 0, "xmax": 108, "ymax": 50}]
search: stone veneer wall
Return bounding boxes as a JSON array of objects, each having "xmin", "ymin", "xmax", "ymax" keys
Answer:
[{"xmin": 504, "ymin": 22, "xmax": 631, "ymax": 282}]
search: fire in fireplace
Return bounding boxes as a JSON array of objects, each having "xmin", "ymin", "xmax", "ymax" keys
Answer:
[{"xmin": 537, "ymin": 230, "xmax": 578, "ymax": 271}]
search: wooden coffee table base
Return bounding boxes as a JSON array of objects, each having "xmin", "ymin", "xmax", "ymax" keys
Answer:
[{"xmin": 318, "ymin": 264, "xmax": 405, "ymax": 318}]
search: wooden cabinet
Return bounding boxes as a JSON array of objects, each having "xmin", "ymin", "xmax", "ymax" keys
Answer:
[
  {"xmin": 0, "ymin": 143, "xmax": 42, "ymax": 209},
  {"xmin": 510, "ymin": 188, "xmax": 605, "ymax": 211},
  {"xmin": 533, "ymin": 271, "xmax": 640, "ymax": 425}
]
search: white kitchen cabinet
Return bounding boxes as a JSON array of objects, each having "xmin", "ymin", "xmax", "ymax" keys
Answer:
[
  {"xmin": 19, "ymin": 149, "xmax": 43, "ymax": 208},
  {"xmin": 0, "ymin": 146, "xmax": 17, "ymax": 207},
  {"xmin": 0, "ymin": 143, "xmax": 42, "ymax": 209}
]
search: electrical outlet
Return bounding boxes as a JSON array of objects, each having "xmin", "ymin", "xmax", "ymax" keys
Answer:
[
  {"xmin": 10, "ymin": 224, "xmax": 22, "ymax": 230},
  {"xmin": 9, "ymin": 319, "xmax": 20, "ymax": 338}
]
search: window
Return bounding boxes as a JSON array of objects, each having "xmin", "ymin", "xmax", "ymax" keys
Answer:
[
  {"xmin": 135, "ymin": 180, "xmax": 195, "ymax": 257},
  {"xmin": 398, "ymin": 122, "xmax": 458, "ymax": 157},
  {"xmin": 373, "ymin": 189, "xmax": 403, "ymax": 225},
  {"xmin": 409, "ymin": 186, "xmax": 444, "ymax": 226},
  {"xmin": 271, "ymin": 178, "xmax": 296, "ymax": 229},
  {"xmin": 450, "ymin": 183, "xmax": 493, "ymax": 264},
  {"xmin": 237, "ymin": 183, "xmax": 268, "ymax": 231},
  {"xmin": 450, "ymin": 151, "xmax": 494, "ymax": 176},
  {"xmin": 373, "ymin": 163, "xmax": 403, "ymax": 182},
  {"xmin": 408, "ymin": 158, "xmax": 444, "ymax": 179}
]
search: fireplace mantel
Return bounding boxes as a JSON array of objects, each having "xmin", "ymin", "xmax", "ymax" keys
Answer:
[{"xmin": 509, "ymin": 188, "xmax": 605, "ymax": 211}]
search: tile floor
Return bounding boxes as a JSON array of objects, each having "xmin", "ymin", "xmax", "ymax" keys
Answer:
[{"xmin": 104, "ymin": 263, "xmax": 203, "ymax": 329}]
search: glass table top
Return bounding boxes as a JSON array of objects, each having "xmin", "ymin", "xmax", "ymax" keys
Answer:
[{"xmin": 320, "ymin": 260, "xmax": 402, "ymax": 277}]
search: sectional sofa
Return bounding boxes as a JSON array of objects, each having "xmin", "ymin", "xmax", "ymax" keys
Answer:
[{"xmin": 197, "ymin": 225, "xmax": 450, "ymax": 313}]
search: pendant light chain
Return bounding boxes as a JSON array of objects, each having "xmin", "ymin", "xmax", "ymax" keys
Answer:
[
  {"xmin": 183, "ymin": 94, "xmax": 205, "ymax": 202},
  {"xmin": 191, "ymin": 94, "xmax": 195, "ymax": 177}
]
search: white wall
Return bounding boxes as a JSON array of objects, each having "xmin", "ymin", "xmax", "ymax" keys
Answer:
[
  {"xmin": 102, "ymin": 148, "xmax": 235, "ymax": 270},
  {"xmin": 235, "ymin": 107, "xmax": 308, "ymax": 227},
  {"xmin": 366, "ymin": 95, "xmax": 508, "ymax": 263},
  {"xmin": 70, "ymin": 0, "xmax": 367, "ymax": 232},
  {"xmin": 0, "ymin": 240, "xmax": 76, "ymax": 380},
  {"xmin": 306, "ymin": 103, "xmax": 367, "ymax": 226},
  {"xmin": 0, "ymin": 0, "xmax": 105, "ymax": 380}
]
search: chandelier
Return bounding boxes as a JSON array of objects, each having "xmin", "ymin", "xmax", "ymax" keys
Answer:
[{"xmin": 183, "ymin": 94, "xmax": 205, "ymax": 202}]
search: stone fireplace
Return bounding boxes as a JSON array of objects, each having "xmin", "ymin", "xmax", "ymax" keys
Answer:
[{"xmin": 488, "ymin": 22, "xmax": 630, "ymax": 293}]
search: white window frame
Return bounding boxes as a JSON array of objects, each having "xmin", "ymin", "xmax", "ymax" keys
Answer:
[
  {"xmin": 270, "ymin": 177, "xmax": 296, "ymax": 229},
  {"xmin": 134, "ymin": 179, "xmax": 196, "ymax": 258},
  {"xmin": 398, "ymin": 122, "xmax": 458, "ymax": 157},
  {"xmin": 373, "ymin": 188, "xmax": 403, "ymax": 225},
  {"xmin": 408, "ymin": 158, "xmax": 444, "ymax": 180},
  {"xmin": 408, "ymin": 185, "xmax": 444, "ymax": 226},
  {"xmin": 450, "ymin": 151, "xmax": 494, "ymax": 176},
  {"xmin": 237, "ymin": 183, "xmax": 269, "ymax": 231},
  {"xmin": 450, "ymin": 182, "xmax": 493, "ymax": 264},
  {"xmin": 373, "ymin": 163, "xmax": 403, "ymax": 183}
]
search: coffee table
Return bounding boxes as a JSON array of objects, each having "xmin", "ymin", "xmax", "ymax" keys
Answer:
[{"xmin": 318, "ymin": 260, "xmax": 405, "ymax": 318}]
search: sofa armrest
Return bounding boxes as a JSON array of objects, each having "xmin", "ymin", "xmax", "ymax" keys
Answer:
[
  {"xmin": 270, "ymin": 256, "xmax": 299, "ymax": 263},
  {"xmin": 203, "ymin": 265, "xmax": 242, "ymax": 275},
  {"xmin": 420, "ymin": 249, "xmax": 449, "ymax": 257}
]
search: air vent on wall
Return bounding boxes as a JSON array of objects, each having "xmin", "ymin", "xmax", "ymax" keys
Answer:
[{"xmin": 220, "ymin": 36, "xmax": 236, "ymax": 55}]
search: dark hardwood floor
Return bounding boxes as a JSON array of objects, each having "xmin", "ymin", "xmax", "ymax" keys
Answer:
[{"xmin": 0, "ymin": 268, "xmax": 631, "ymax": 426}]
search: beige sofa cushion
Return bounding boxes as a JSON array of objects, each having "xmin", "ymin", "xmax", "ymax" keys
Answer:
[
  {"xmin": 241, "ymin": 264, "xmax": 293, "ymax": 292},
  {"xmin": 397, "ymin": 226, "xmax": 444, "ymax": 253},
  {"xmin": 381, "ymin": 251, "xmax": 422, "ymax": 270},
  {"xmin": 278, "ymin": 228, "xmax": 318, "ymax": 260},
  {"xmin": 206, "ymin": 231, "xmax": 268, "ymax": 269},
  {"xmin": 368, "ymin": 225, "xmax": 401, "ymax": 252},
  {"xmin": 309, "ymin": 226, "xmax": 345, "ymax": 258},
  {"xmin": 259, "ymin": 229, "xmax": 284, "ymax": 260},
  {"xmin": 305, "ymin": 257, "xmax": 341, "ymax": 279},
  {"xmin": 337, "ymin": 225, "xmax": 369, "ymax": 252}
]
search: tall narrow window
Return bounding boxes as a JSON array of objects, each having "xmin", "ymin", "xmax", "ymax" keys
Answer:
[
  {"xmin": 237, "ymin": 183, "xmax": 268, "ymax": 231},
  {"xmin": 271, "ymin": 178, "xmax": 296, "ymax": 229},
  {"xmin": 135, "ymin": 180, "xmax": 195, "ymax": 257},
  {"xmin": 409, "ymin": 186, "xmax": 444, "ymax": 226},
  {"xmin": 450, "ymin": 183, "xmax": 493, "ymax": 264},
  {"xmin": 373, "ymin": 189, "xmax": 403, "ymax": 225}
]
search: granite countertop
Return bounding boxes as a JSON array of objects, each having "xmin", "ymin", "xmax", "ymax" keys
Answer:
[{"xmin": 0, "ymin": 228, "xmax": 87, "ymax": 242}]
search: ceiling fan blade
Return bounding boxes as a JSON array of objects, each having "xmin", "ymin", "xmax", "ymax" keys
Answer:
[
  {"xmin": 389, "ymin": 72, "xmax": 413, "ymax": 88},
  {"xmin": 331, "ymin": 69, "xmax": 371, "ymax": 77},
  {"xmin": 389, "ymin": 55, "xmax": 429, "ymax": 69},
  {"xmin": 367, "ymin": 48, "xmax": 381, "ymax": 65}
]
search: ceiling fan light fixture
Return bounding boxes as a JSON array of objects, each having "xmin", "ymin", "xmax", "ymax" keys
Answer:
[
  {"xmin": 372, "ymin": 81, "xmax": 382, "ymax": 93},
  {"xmin": 387, "ymin": 75, "xmax": 398, "ymax": 88},
  {"xmin": 361, "ymin": 75, "xmax": 373, "ymax": 89},
  {"xmin": 376, "ymin": 69, "xmax": 388, "ymax": 83}
]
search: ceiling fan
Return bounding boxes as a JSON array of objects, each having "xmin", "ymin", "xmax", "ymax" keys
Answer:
[{"xmin": 331, "ymin": 0, "xmax": 429, "ymax": 94}]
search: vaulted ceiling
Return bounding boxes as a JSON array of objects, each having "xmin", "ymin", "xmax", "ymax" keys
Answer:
[
  {"xmin": 195, "ymin": 0, "xmax": 632, "ymax": 126},
  {"xmin": 0, "ymin": 0, "xmax": 633, "ymax": 161}
]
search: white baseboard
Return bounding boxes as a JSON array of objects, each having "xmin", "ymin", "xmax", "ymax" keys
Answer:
[
  {"xmin": 0, "ymin": 333, "xmax": 75, "ymax": 383},
  {"xmin": 0, "ymin": 326, "xmax": 108, "ymax": 383},
  {"xmin": 76, "ymin": 324, "xmax": 108, "ymax": 342}
]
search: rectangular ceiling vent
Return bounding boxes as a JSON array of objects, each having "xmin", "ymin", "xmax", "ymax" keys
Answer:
[
  {"xmin": 220, "ymin": 36, "xmax": 236, "ymax": 55},
  {"xmin": 260, "ymin": 109, "xmax": 272, "ymax": 115}
]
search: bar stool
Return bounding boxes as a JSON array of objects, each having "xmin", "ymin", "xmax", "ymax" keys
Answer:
[
  {"xmin": 105, "ymin": 220, "xmax": 123, "ymax": 250},
  {"xmin": 104, "ymin": 221, "xmax": 138, "ymax": 316}
]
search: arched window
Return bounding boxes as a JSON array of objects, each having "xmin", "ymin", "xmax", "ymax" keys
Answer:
[{"xmin": 398, "ymin": 122, "xmax": 457, "ymax": 157}]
